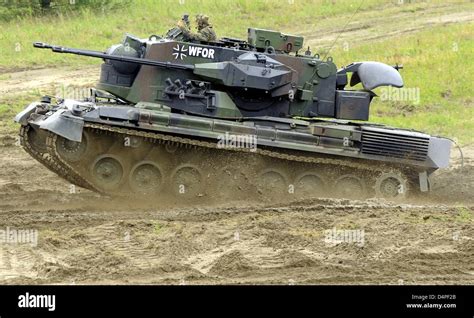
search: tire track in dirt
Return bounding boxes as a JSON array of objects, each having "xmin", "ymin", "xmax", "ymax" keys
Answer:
[
  {"xmin": 0, "ymin": 93, "xmax": 471, "ymax": 285},
  {"xmin": 0, "ymin": 66, "xmax": 100, "ymax": 98},
  {"xmin": 302, "ymin": 4, "xmax": 474, "ymax": 50},
  {"xmin": 0, "ymin": 198, "xmax": 471, "ymax": 284}
]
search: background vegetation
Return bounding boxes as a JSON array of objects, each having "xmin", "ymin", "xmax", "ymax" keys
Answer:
[{"xmin": 0, "ymin": 0, "xmax": 472, "ymax": 144}]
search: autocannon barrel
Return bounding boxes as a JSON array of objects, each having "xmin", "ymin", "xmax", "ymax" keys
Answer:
[{"xmin": 33, "ymin": 42, "xmax": 195, "ymax": 70}]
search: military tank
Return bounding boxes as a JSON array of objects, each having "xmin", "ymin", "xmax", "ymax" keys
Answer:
[{"xmin": 15, "ymin": 26, "xmax": 452, "ymax": 201}]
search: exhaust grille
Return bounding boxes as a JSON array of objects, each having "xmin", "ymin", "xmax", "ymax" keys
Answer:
[{"xmin": 361, "ymin": 127, "xmax": 429, "ymax": 161}]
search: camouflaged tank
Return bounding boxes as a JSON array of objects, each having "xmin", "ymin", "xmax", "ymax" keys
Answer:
[{"xmin": 15, "ymin": 27, "xmax": 452, "ymax": 201}]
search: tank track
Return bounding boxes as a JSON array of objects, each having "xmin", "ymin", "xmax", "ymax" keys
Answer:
[
  {"xmin": 20, "ymin": 125, "xmax": 92, "ymax": 190},
  {"xmin": 21, "ymin": 122, "xmax": 414, "ymax": 202}
]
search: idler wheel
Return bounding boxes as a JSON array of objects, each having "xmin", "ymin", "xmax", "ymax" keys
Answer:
[{"xmin": 56, "ymin": 133, "xmax": 88, "ymax": 162}]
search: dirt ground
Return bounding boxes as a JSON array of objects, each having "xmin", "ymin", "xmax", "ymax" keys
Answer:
[
  {"xmin": 0, "ymin": 140, "xmax": 474, "ymax": 284},
  {"xmin": 0, "ymin": 138, "xmax": 471, "ymax": 285},
  {"xmin": 0, "ymin": 2, "xmax": 472, "ymax": 285}
]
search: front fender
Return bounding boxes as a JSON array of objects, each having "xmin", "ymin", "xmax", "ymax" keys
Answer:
[{"xmin": 39, "ymin": 110, "xmax": 84, "ymax": 142}]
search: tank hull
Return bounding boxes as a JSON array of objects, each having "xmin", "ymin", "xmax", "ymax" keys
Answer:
[{"xmin": 15, "ymin": 99, "xmax": 451, "ymax": 201}]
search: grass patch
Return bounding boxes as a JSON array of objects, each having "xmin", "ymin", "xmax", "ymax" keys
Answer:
[
  {"xmin": 0, "ymin": 0, "xmax": 433, "ymax": 70},
  {"xmin": 0, "ymin": 0, "xmax": 472, "ymax": 144},
  {"xmin": 456, "ymin": 207, "xmax": 473, "ymax": 222},
  {"xmin": 330, "ymin": 22, "xmax": 474, "ymax": 144},
  {"xmin": 0, "ymin": 92, "xmax": 42, "ymax": 136},
  {"xmin": 153, "ymin": 222, "xmax": 165, "ymax": 234}
]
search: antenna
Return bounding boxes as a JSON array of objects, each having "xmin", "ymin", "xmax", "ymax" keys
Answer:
[{"xmin": 322, "ymin": 0, "xmax": 365, "ymax": 60}]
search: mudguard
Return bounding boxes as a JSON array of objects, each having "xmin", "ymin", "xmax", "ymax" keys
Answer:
[{"xmin": 39, "ymin": 110, "xmax": 84, "ymax": 142}]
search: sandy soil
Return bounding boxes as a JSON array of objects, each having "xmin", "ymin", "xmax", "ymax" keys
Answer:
[
  {"xmin": 0, "ymin": 144, "xmax": 472, "ymax": 285},
  {"xmin": 0, "ymin": 2, "xmax": 472, "ymax": 285},
  {"xmin": 0, "ymin": 66, "xmax": 100, "ymax": 97}
]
